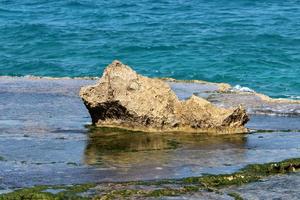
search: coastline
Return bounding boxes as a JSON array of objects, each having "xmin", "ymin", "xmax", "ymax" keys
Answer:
[
  {"xmin": 0, "ymin": 76, "xmax": 300, "ymax": 199},
  {"xmin": 1, "ymin": 158, "xmax": 300, "ymax": 199},
  {"xmin": 2, "ymin": 0, "xmax": 300, "ymax": 198}
]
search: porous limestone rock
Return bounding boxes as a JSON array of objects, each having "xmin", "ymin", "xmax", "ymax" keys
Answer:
[{"xmin": 80, "ymin": 61, "xmax": 249, "ymax": 134}]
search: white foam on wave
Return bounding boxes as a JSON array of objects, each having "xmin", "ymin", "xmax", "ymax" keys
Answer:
[
  {"xmin": 231, "ymin": 85, "xmax": 255, "ymax": 93},
  {"xmin": 286, "ymin": 95, "xmax": 300, "ymax": 100}
]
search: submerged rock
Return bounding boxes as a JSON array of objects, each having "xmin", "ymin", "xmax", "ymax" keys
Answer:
[{"xmin": 80, "ymin": 61, "xmax": 249, "ymax": 134}]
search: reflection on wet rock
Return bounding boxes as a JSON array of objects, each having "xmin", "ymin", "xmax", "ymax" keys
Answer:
[
  {"xmin": 84, "ymin": 127, "xmax": 247, "ymax": 167},
  {"xmin": 86, "ymin": 127, "xmax": 179, "ymax": 152},
  {"xmin": 84, "ymin": 127, "xmax": 178, "ymax": 166}
]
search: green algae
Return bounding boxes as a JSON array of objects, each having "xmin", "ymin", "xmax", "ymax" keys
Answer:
[
  {"xmin": 146, "ymin": 185, "xmax": 199, "ymax": 197},
  {"xmin": 1, "ymin": 158, "xmax": 299, "ymax": 200},
  {"xmin": 228, "ymin": 192, "xmax": 244, "ymax": 200},
  {"xmin": 0, "ymin": 186, "xmax": 55, "ymax": 200},
  {"xmin": 0, "ymin": 156, "xmax": 4, "ymax": 161},
  {"xmin": 87, "ymin": 126, "xmax": 144, "ymax": 135},
  {"xmin": 146, "ymin": 188, "xmax": 184, "ymax": 197},
  {"xmin": 67, "ymin": 162, "xmax": 79, "ymax": 166},
  {"xmin": 94, "ymin": 189, "xmax": 145, "ymax": 200},
  {"xmin": 182, "ymin": 158, "xmax": 300, "ymax": 188},
  {"xmin": 0, "ymin": 184, "xmax": 96, "ymax": 200}
]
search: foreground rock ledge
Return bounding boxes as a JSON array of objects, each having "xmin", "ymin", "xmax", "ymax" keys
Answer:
[{"xmin": 80, "ymin": 61, "xmax": 249, "ymax": 134}]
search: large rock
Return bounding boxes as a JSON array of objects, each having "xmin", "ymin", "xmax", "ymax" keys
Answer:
[{"xmin": 80, "ymin": 61, "xmax": 249, "ymax": 134}]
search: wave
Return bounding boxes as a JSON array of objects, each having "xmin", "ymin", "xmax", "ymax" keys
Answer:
[
  {"xmin": 230, "ymin": 85, "xmax": 255, "ymax": 93},
  {"xmin": 282, "ymin": 95, "xmax": 300, "ymax": 100},
  {"xmin": 228, "ymin": 84, "xmax": 300, "ymax": 102}
]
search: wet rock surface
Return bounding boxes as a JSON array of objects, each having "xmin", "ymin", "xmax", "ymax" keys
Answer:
[
  {"xmin": 2, "ymin": 159, "xmax": 299, "ymax": 199},
  {"xmin": 222, "ymin": 172, "xmax": 300, "ymax": 200},
  {"xmin": 168, "ymin": 81, "xmax": 300, "ymax": 116},
  {"xmin": 80, "ymin": 61, "xmax": 249, "ymax": 134},
  {"xmin": 0, "ymin": 76, "xmax": 300, "ymax": 199}
]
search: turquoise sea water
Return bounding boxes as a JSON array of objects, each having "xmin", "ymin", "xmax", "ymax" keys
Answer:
[{"xmin": 0, "ymin": 0, "xmax": 300, "ymax": 98}]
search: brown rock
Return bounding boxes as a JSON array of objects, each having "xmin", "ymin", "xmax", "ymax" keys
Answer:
[{"xmin": 80, "ymin": 61, "xmax": 249, "ymax": 134}]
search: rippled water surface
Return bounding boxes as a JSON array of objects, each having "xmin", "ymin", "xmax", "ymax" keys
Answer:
[{"xmin": 0, "ymin": 0, "xmax": 300, "ymax": 98}]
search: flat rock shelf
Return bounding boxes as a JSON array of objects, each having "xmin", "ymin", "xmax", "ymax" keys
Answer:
[{"xmin": 0, "ymin": 76, "xmax": 299, "ymax": 199}]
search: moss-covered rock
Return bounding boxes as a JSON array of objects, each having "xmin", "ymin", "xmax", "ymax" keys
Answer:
[
  {"xmin": 228, "ymin": 192, "xmax": 244, "ymax": 200},
  {"xmin": 0, "ymin": 156, "xmax": 5, "ymax": 161},
  {"xmin": 1, "ymin": 158, "xmax": 299, "ymax": 200},
  {"xmin": 0, "ymin": 184, "xmax": 95, "ymax": 200}
]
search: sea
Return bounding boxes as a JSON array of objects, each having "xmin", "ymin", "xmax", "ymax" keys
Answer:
[{"xmin": 0, "ymin": 0, "xmax": 300, "ymax": 98}]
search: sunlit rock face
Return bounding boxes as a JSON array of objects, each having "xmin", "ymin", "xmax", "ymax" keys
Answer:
[{"xmin": 80, "ymin": 61, "xmax": 249, "ymax": 134}]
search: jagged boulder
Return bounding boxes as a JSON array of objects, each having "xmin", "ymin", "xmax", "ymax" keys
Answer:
[{"xmin": 80, "ymin": 61, "xmax": 249, "ymax": 134}]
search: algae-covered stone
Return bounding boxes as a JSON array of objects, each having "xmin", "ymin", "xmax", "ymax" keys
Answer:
[{"xmin": 80, "ymin": 61, "xmax": 249, "ymax": 134}]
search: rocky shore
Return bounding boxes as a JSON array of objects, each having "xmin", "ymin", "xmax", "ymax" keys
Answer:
[
  {"xmin": 1, "ymin": 74, "xmax": 300, "ymax": 199},
  {"xmin": 1, "ymin": 158, "xmax": 299, "ymax": 200}
]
